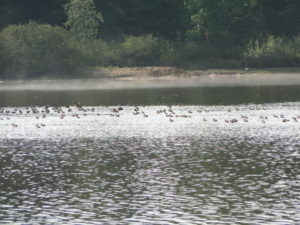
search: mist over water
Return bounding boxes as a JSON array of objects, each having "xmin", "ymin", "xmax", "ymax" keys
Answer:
[{"xmin": 1, "ymin": 74, "xmax": 300, "ymax": 91}]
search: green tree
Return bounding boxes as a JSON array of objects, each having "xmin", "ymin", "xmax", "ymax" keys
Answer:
[
  {"xmin": 184, "ymin": 0, "xmax": 259, "ymax": 45},
  {"xmin": 64, "ymin": 0, "xmax": 103, "ymax": 41}
]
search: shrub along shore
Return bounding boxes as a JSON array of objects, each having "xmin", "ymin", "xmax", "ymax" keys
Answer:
[{"xmin": 0, "ymin": 22, "xmax": 300, "ymax": 80}]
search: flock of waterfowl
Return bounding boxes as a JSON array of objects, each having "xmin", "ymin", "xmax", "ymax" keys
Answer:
[{"xmin": 0, "ymin": 103, "xmax": 299, "ymax": 129}]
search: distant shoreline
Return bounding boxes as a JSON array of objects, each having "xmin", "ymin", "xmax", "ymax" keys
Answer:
[{"xmin": 1, "ymin": 66, "xmax": 300, "ymax": 82}]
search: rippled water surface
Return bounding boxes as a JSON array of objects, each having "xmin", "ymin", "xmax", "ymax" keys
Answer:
[
  {"xmin": 0, "ymin": 102, "xmax": 300, "ymax": 224},
  {"xmin": 1, "ymin": 80, "xmax": 300, "ymax": 224}
]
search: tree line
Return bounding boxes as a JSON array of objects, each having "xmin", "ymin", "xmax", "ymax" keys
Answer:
[
  {"xmin": 1, "ymin": 0, "xmax": 299, "ymax": 41},
  {"xmin": 0, "ymin": 0, "xmax": 299, "ymax": 78}
]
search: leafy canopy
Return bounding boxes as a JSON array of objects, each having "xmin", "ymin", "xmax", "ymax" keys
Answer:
[{"xmin": 64, "ymin": 0, "xmax": 103, "ymax": 41}]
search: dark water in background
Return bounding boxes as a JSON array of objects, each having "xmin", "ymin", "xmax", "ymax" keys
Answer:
[
  {"xmin": 0, "ymin": 79, "xmax": 300, "ymax": 224},
  {"xmin": 0, "ymin": 85, "xmax": 300, "ymax": 107}
]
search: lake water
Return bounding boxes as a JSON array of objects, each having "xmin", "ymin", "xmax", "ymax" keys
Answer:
[{"xmin": 0, "ymin": 77, "xmax": 300, "ymax": 224}]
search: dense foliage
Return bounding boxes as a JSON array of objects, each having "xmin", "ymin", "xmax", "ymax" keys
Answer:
[
  {"xmin": 0, "ymin": 22, "xmax": 82, "ymax": 78},
  {"xmin": 0, "ymin": 0, "xmax": 299, "ymax": 78},
  {"xmin": 246, "ymin": 36, "xmax": 300, "ymax": 67}
]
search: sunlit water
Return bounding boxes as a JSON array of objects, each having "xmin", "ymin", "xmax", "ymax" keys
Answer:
[
  {"xmin": 1, "ymin": 78, "xmax": 300, "ymax": 224},
  {"xmin": 0, "ymin": 102, "xmax": 300, "ymax": 224}
]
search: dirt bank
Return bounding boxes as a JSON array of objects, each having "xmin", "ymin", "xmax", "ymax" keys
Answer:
[
  {"xmin": 89, "ymin": 66, "xmax": 300, "ymax": 80},
  {"xmin": 90, "ymin": 67, "xmax": 247, "ymax": 79}
]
